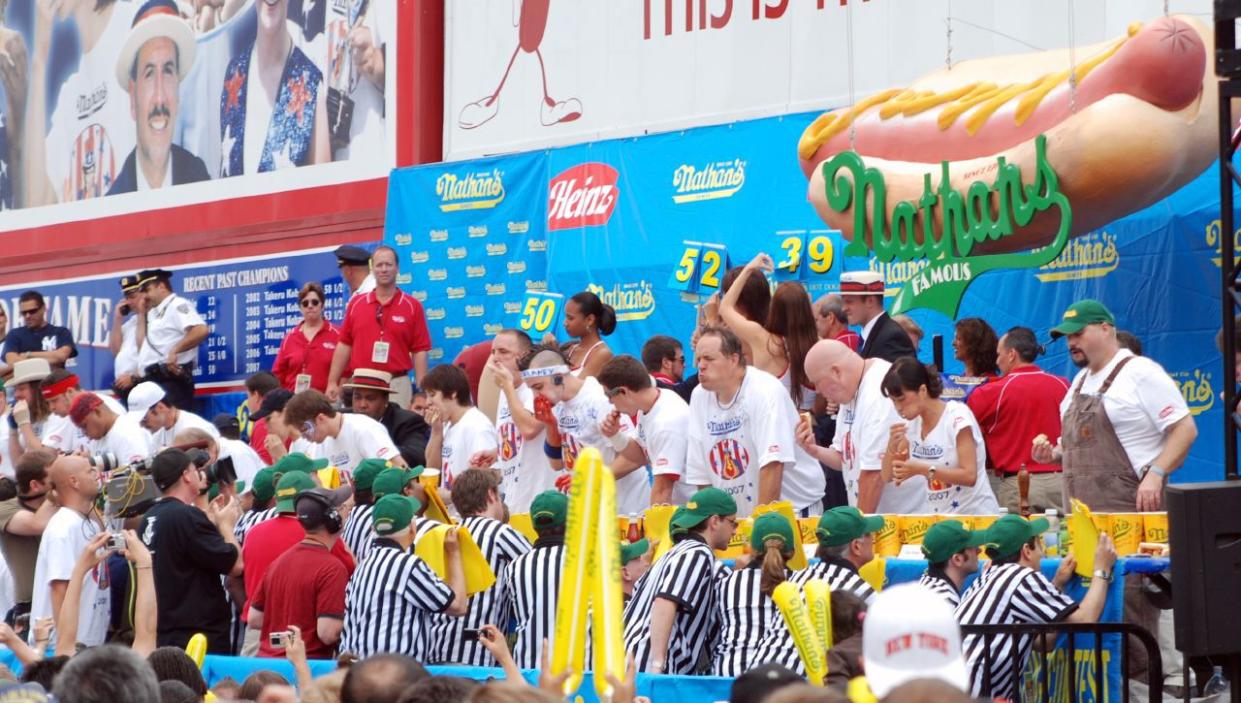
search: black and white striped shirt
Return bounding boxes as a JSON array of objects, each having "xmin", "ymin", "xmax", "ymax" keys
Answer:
[
  {"xmin": 234, "ymin": 507, "xmax": 278, "ymax": 545},
  {"xmin": 956, "ymin": 562, "xmax": 1078, "ymax": 700},
  {"xmin": 622, "ymin": 535, "xmax": 722, "ymax": 674},
  {"xmin": 339, "ymin": 538, "xmax": 455, "ymax": 660},
  {"xmin": 791, "ymin": 557, "xmax": 875, "ymax": 604},
  {"xmin": 919, "ymin": 568, "xmax": 963, "ymax": 609},
  {"xmin": 504, "ymin": 540, "xmax": 565, "ymax": 669},
  {"xmin": 341, "ymin": 502, "xmax": 375, "ymax": 562},
  {"xmin": 429, "ymin": 515, "xmax": 531, "ymax": 666},
  {"xmin": 711, "ymin": 566, "xmax": 800, "ymax": 677},
  {"xmin": 414, "ymin": 516, "xmax": 442, "ymax": 546}
]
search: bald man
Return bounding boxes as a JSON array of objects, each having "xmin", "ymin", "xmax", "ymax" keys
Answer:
[
  {"xmin": 31, "ymin": 456, "xmax": 111, "ymax": 647},
  {"xmin": 796, "ymin": 340, "xmax": 925, "ymax": 514}
]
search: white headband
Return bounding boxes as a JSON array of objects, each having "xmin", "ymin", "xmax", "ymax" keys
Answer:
[{"xmin": 521, "ymin": 365, "xmax": 569, "ymax": 379}]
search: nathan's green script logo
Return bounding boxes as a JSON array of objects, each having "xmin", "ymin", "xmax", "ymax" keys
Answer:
[{"xmin": 822, "ymin": 134, "xmax": 1072, "ymax": 317}]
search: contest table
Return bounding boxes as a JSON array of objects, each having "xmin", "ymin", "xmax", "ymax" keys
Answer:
[{"xmin": 0, "ymin": 557, "xmax": 1167, "ymax": 702}]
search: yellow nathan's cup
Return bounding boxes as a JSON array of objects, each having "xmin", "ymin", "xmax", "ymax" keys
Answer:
[
  {"xmin": 971, "ymin": 514, "xmax": 998, "ymax": 532},
  {"xmin": 798, "ymin": 517, "xmax": 819, "ymax": 545},
  {"xmin": 898, "ymin": 515, "xmax": 936, "ymax": 546},
  {"xmin": 872, "ymin": 515, "xmax": 901, "ymax": 557},
  {"xmin": 1143, "ymin": 512, "xmax": 1169, "ymax": 543},
  {"xmin": 1108, "ymin": 513, "xmax": 1144, "ymax": 556},
  {"xmin": 1090, "ymin": 512, "xmax": 1109, "ymax": 535},
  {"xmin": 420, "ymin": 468, "xmax": 441, "ymax": 492}
]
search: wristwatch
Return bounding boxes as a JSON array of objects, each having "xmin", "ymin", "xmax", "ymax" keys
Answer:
[
  {"xmin": 1140, "ymin": 463, "xmax": 1167, "ymax": 481},
  {"xmin": 1092, "ymin": 569, "xmax": 1113, "ymax": 582}
]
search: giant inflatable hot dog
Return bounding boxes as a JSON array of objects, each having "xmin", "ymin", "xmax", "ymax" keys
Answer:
[{"xmin": 799, "ymin": 16, "xmax": 1218, "ymax": 256}]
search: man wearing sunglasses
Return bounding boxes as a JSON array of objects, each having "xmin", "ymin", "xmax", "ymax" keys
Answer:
[{"xmin": 2, "ymin": 291, "xmax": 76, "ymax": 370}]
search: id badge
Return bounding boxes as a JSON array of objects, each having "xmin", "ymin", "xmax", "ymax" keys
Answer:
[
  {"xmin": 371, "ymin": 341, "xmax": 390, "ymax": 364},
  {"xmin": 295, "ymin": 374, "xmax": 313, "ymax": 393}
]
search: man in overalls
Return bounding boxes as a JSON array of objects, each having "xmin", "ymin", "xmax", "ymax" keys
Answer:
[{"xmin": 1032, "ymin": 299, "xmax": 1197, "ymax": 685}]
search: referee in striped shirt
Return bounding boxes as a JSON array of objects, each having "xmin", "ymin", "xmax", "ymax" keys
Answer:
[
  {"xmin": 234, "ymin": 467, "xmax": 279, "ymax": 545},
  {"xmin": 957, "ymin": 514, "xmax": 1118, "ymax": 700},
  {"xmin": 712, "ymin": 512, "xmax": 800, "ymax": 677},
  {"xmin": 339, "ymin": 494, "xmax": 467, "ymax": 660},
  {"xmin": 431, "ymin": 468, "xmax": 531, "ymax": 666},
  {"xmin": 917, "ymin": 519, "xmax": 986, "ymax": 608},
  {"xmin": 340, "ymin": 458, "xmax": 392, "ymax": 561},
  {"xmin": 504, "ymin": 490, "xmax": 568, "ymax": 669},
  {"xmin": 621, "ymin": 538, "xmax": 651, "ymax": 601},
  {"xmin": 623, "ymin": 487, "xmax": 737, "ymax": 675},
  {"xmin": 792, "ymin": 506, "xmax": 881, "ymax": 603}
]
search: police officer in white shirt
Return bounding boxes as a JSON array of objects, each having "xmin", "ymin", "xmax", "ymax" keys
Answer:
[
  {"xmin": 108, "ymin": 274, "xmax": 146, "ymax": 395},
  {"xmin": 128, "ymin": 381, "xmax": 219, "ymax": 450},
  {"xmin": 798, "ymin": 339, "xmax": 925, "ymax": 514},
  {"xmin": 687, "ymin": 327, "xmax": 825, "ymax": 517},
  {"xmin": 136, "ymin": 269, "xmax": 208, "ymax": 410},
  {"xmin": 280, "ymin": 389, "xmax": 406, "ymax": 480}
]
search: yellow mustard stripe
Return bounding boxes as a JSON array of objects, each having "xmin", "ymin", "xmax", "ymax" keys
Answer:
[{"xmin": 798, "ymin": 22, "xmax": 1140, "ymax": 157}]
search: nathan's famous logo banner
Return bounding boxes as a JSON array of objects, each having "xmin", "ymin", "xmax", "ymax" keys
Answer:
[{"xmin": 0, "ymin": 0, "xmax": 394, "ymax": 231}]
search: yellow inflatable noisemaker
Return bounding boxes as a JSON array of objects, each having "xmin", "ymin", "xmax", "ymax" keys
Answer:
[
  {"xmin": 414, "ymin": 524, "xmax": 495, "ymax": 596},
  {"xmin": 803, "ymin": 578, "xmax": 833, "ymax": 652},
  {"xmin": 1067, "ymin": 498, "xmax": 1100, "ymax": 578},
  {"xmin": 317, "ymin": 466, "xmax": 341, "ymax": 489},
  {"xmin": 752, "ymin": 501, "xmax": 808, "ymax": 570},
  {"xmin": 508, "ymin": 513, "xmax": 539, "ymax": 544},
  {"xmin": 643, "ymin": 504, "xmax": 677, "ymax": 563},
  {"xmin": 858, "ymin": 557, "xmax": 886, "ymax": 593},
  {"xmin": 773, "ymin": 581, "xmax": 827, "ymax": 686},
  {"xmin": 422, "ymin": 484, "xmax": 456, "ymax": 525}
]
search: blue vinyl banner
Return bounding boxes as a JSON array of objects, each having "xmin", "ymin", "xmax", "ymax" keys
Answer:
[
  {"xmin": 386, "ymin": 112, "xmax": 1230, "ymax": 485},
  {"xmin": 0, "ymin": 247, "xmax": 359, "ymax": 392}
]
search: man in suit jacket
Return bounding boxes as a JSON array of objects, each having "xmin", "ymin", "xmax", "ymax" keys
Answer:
[
  {"xmin": 107, "ymin": 0, "xmax": 210, "ymax": 197},
  {"xmin": 840, "ymin": 271, "xmax": 917, "ymax": 363}
]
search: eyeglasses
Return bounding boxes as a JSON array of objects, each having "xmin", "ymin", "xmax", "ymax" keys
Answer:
[
  {"xmin": 605, "ymin": 387, "xmax": 624, "ymax": 398},
  {"xmin": 300, "ymin": 298, "xmax": 322, "ymax": 308},
  {"xmin": 19, "ymin": 307, "xmax": 40, "ymax": 317}
]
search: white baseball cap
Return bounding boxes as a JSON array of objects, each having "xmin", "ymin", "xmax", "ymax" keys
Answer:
[
  {"xmin": 127, "ymin": 381, "xmax": 167, "ymax": 418},
  {"xmin": 862, "ymin": 583, "xmax": 969, "ymax": 697}
]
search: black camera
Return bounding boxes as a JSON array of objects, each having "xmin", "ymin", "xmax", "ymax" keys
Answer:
[
  {"xmin": 101, "ymin": 457, "xmax": 158, "ymax": 518},
  {"xmin": 189, "ymin": 450, "xmax": 237, "ymax": 488}
]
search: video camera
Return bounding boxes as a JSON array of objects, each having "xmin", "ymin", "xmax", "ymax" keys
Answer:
[{"xmin": 96, "ymin": 440, "xmax": 231, "ymax": 518}]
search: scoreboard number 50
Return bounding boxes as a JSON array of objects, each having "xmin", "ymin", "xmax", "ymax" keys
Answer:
[{"xmin": 519, "ymin": 291, "xmax": 563, "ymax": 334}]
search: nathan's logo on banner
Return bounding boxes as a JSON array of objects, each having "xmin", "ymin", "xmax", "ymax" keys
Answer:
[
  {"xmin": 409, "ymin": 251, "xmax": 430, "ymax": 264},
  {"xmin": 469, "ymin": 225, "xmax": 489, "ymax": 238},
  {"xmin": 465, "ymin": 305, "xmax": 485, "ymax": 317},
  {"xmin": 427, "ymin": 269, "xmax": 448, "ymax": 281},
  {"xmin": 1206, "ymin": 219, "xmax": 1241, "ymax": 268},
  {"xmin": 394, "ymin": 233, "xmax": 413, "ymax": 245},
  {"xmin": 484, "ymin": 323, "xmax": 503, "ymax": 336},
  {"xmin": 528, "ymin": 239, "xmax": 548, "ymax": 253},
  {"xmin": 1172, "ymin": 370, "xmax": 1214, "ymax": 416},
  {"xmin": 825, "ymin": 134, "xmax": 1071, "ymax": 317},
  {"xmin": 444, "ymin": 327, "xmax": 465, "ymax": 339},
  {"xmin": 486, "ymin": 283, "xmax": 507, "ymax": 296},
  {"xmin": 430, "ymin": 229, "xmax": 449, "ymax": 242},
  {"xmin": 396, "ymin": 273, "xmax": 412, "ymax": 285},
  {"xmin": 586, "ymin": 280, "xmax": 656, "ymax": 322},
  {"xmin": 426, "ymin": 307, "xmax": 447, "ymax": 321},
  {"xmin": 435, "ymin": 169, "xmax": 505, "ymax": 211},
  {"xmin": 547, "ymin": 162, "xmax": 620, "ymax": 230},
  {"xmin": 410, "ymin": 290, "xmax": 428, "ymax": 301},
  {"xmin": 672, "ymin": 159, "xmax": 746, "ymax": 204},
  {"xmin": 447, "ymin": 247, "xmax": 468, "ymax": 260},
  {"xmin": 429, "ymin": 348, "xmax": 445, "ymax": 361},
  {"xmin": 508, "ymin": 221, "xmax": 529, "ymax": 234},
  {"xmin": 504, "ymin": 301, "xmax": 522, "ymax": 314},
  {"xmin": 508, "ymin": 261, "xmax": 527, "ymax": 274},
  {"xmin": 486, "ymin": 243, "xmax": 508, "ymax": 256},
  {"xmin": 446, "ymin": 286, "xmax": 467, "ymax": 299},
  {"xmin": 1036, "ymin": 232, "xmax": 1119, "ymax": 282},
  {"xmin": 526, "ymin": 279, "xmax": 548, "ymax": 291},
  {"xmin": 467, "ymin": 265, "xmax": 487, "ymax": 278}
]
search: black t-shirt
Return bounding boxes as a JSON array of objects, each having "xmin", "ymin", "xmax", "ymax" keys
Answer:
[
  {"xmin": 139, "ymin": 498, "xmax": 237, "ymax": 653},
  {"xmin": 2, "ymin": 324, "xmax": 77, "ymax": 359}
]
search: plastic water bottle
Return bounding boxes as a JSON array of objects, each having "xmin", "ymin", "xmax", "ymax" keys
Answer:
[
  {"xmin": 1203, "ymin": 666, "xmax": 1230, "ymax": 695},
  {"xmin": 1043, "ymin": 509, "xmax": 1060, "ymax": 557}
]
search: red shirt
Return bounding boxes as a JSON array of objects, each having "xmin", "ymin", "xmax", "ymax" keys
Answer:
[
  {"xmin": 966, "ymin": 364, "xmax": 1069, "ymax": 475},
  {"xmin": 251, "ymin": 541, "xmax": 348, "ymax": 659},
  {"xmin": 454, "ymin": 340, "xmax": 492, "ymax": 404},
  {"xmin": 339, "ymin": 290, "xmax": 431, "ymax": 375},
  {"xmin": 241, "ymin": 515, "xmax": 355, "ymax": 621},
  {"xmin": 272, "ymin": 322, "xmax": 341, "ymax": 392},
  {"xmin": 835, "ymin": 330, "xmax": 862, "ymax": 353}
]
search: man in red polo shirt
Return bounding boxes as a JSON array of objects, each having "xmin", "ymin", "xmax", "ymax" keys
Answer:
[
  {"xmin": 967, "ymin": 326, "xmax": 1069, "ymax": 513},
  {"xmin": 326, "ymin": 244, "xmax": 431, "ymax": 409}
]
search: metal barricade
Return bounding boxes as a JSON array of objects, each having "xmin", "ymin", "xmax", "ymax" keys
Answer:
[{"xmin": 960, "ymin": 622, "xmax": 1163, "ymax": 703}]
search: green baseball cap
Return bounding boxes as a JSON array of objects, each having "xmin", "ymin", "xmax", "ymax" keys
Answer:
[
  {"xmin": 250, "ymin": 467, "xmax": 278, "ymax": 504},
  {"xmin": 669, "ymin": 507, "xmax": 689, "ymax": 537},
  {"xmin": 274, "ymin": 471, "xmax": 317, "ymax": 513},
  {"xmin": 921, "ymin": 519, "xmax": 988, "ymax": 563},
  {"xmin": 371, "ymin": 494, "xmax": 421, "ymax": 536},
  {"xmin": 271, "ymin": 452, "xmax": 328, "ymax": 477},
  {"xmin": 1050, "ymin": 299, "xmax": 1115, "ymax": 338},
  {"xmin": 984, "ymin": 514, "xmax": 1049, "ymax": 559},
  {"xmin": 671, "ymin": 487, "xmax": 738, "ymax": 529},
  {"xmin": 750, "ymin": 513, "xmax": 795, "ymax": 552},
  {"xmin": 530, "ymin": 491, "xmax": 568, "ymax": 531},
  {"xmin": 352, "ymin": 458, "xmax": 392, "ymax": 492},
  {"xmin": 372, "ymin": 468, "xmax": 421, "ymax": 499},
  {"xmin": 620, "ymin": 538, "xmax": 650, "ymax": 566},
  {"xmin": 816, "ymin": 506, "xmax": 886, "ymax": 547}
]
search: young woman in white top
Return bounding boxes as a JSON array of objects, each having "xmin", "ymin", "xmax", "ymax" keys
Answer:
[
  {"xmin": 880, "ymin": 357, "xmax": 999, "ymax": 515},
  {"xmin": 558, "ymin": 291, "xmax": 616, "ymax": 378}
]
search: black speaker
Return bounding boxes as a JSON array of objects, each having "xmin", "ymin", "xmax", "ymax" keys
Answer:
[{"xmin": 1167, "ymin": 480, "xmax": 1241, "ymax": 656}]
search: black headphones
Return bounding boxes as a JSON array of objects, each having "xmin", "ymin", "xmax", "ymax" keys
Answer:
[{"xmin": 296, "ymin": 492, "xmax": 343, "ymax": 534}]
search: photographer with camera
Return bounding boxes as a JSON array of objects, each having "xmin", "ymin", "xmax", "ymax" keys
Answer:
[
  {"xmin": 249, "ymin": 485, "xmax": 351, "ymax": 659},
  {"xmin": 70, "ymin": 393, "xmax": 152, "ymax": 468},
  {"xmin": 55, "ymin": 529, "xmax": 156, "ymax": 658},
  {"xmin": 138, "ymin": 449, "xmax": 243, "ymax": 654},
  {"xmin": 128, "ymin": 382, "xmax": 218, "ymax": 450},
  {"xmin": 174, "ymin": 427, "xmax": 263, "ymax": 494},
  {"xmin": 0, "ymin": 450, "xmax": 57, "ymax": 629}
]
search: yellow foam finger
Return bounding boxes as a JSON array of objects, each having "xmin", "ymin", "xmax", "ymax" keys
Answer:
[
  {"xmin": 1069, "ymin": 499, "xmax": 1100, "ymax": 577},
  {"xmin": 804, "ymin": 578, "xmax": 833, "ymax": 652},
  {"xmin": 859, "ymin": 557, "xmax": 886, "ymax": 593},
  {"xmin": 589, "ymin": 455, "xmax": 626, "ymax": 700},
  {"xmin": 552, "ymin": 448, "xmax": 604, "ymax": 696},
  {"xmin": 643, "ymin": 504, "xmax": 677, "ymax": 563},
  {"xmin": 508, "ymin": 513, "xmax": 539, "ymax": 544},
  {"xmin": 773, "ymin": 581, "xmax": 827, "ymax": 686},
  {"xmin": 413, "ymin": 524, "xmax": 496, "ymax": 595}
]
